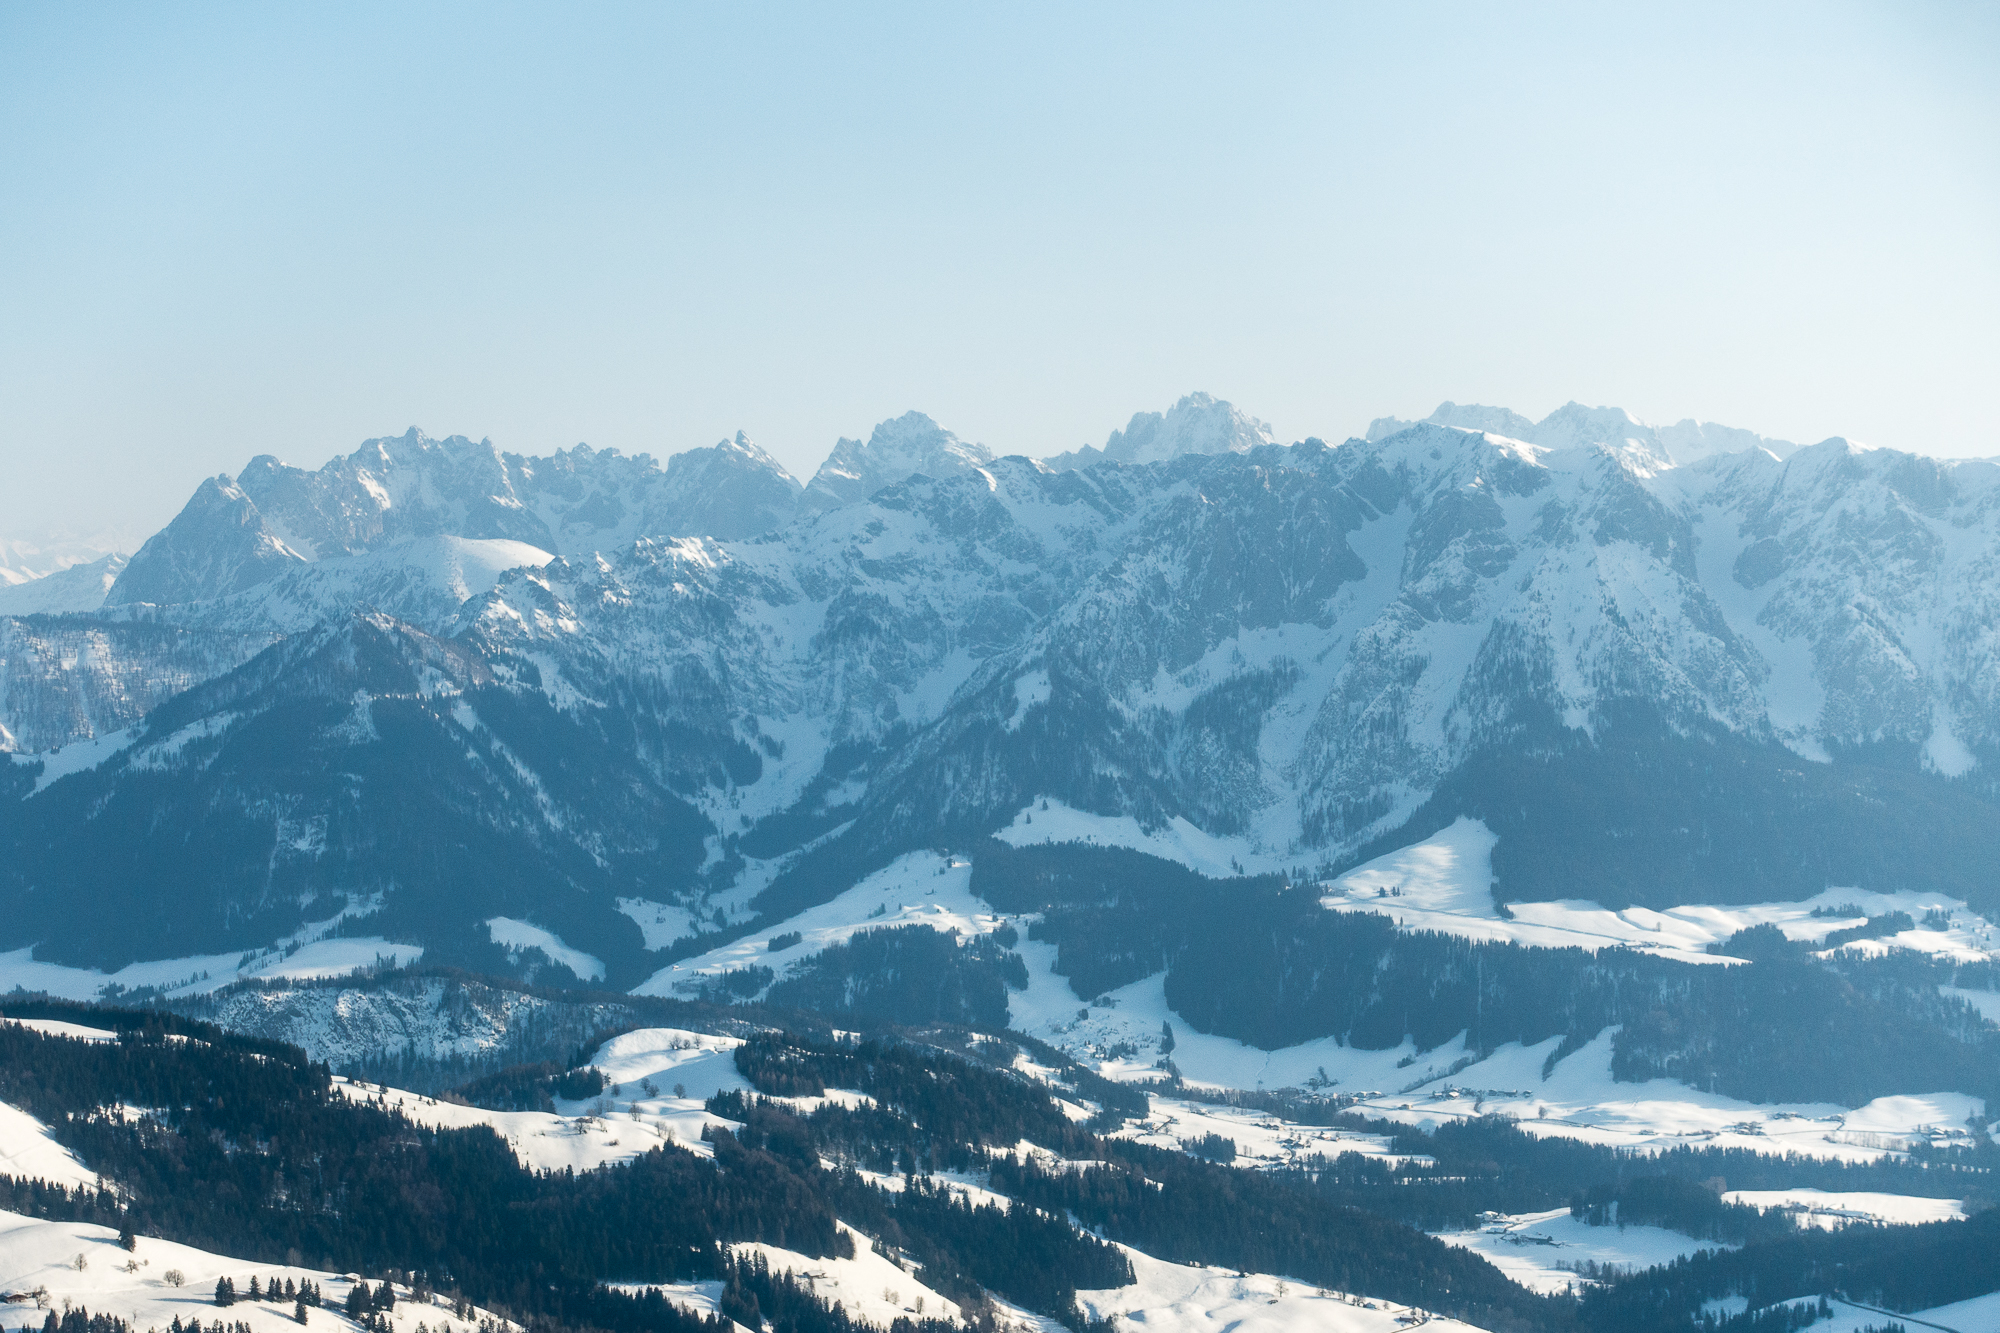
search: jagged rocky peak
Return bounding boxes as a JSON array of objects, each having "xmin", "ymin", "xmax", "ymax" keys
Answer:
[
  {"xmin": 238, "ymin": 427, "xmax": 549, "ymax": 559},
  {"xmin": 657, "ymin": 431, "xmax": 803, "ymax": 539},
  {"xmin": 103, "ymin": 425, "xmax": 819, "ymax": 612},
  {"xmin": 801, "ymin": 410, "xmax": 995, "ymax": 510},
  {"xmin": 1046, "ymin": 391, "xmax": 1276, "ymax": 471},
  {"xmin": 106, "ymin": 475, "xmax": 308, "ymax": 606},
  {"xmin": 1100, "ymin": 391, "xmax": 1275, "ymax": 464}
]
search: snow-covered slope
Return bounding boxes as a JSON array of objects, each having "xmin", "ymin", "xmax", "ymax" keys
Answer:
[
  {"xmin": 0, "ymin": 1096, "xmax": 100, "ymax": 1188},
  {"xmin": 0, "ymin": 1210, "xmax": 507, "ymax": 1333},
  {"xmin": 1433, "ymin": 1208, "xmax": 1721, "ymax": 1296},
  {"xmin": 1075, "ymin": 1246, "xmax": 1490, "ymax": 1333},
  {"xmin": 99, "ymin": 536, "xmax": 554, "ymax": 635},
  {"xmin": 1367, "ymin": 401, "xmax": 1538, "ymax": 443},
  {"xmin": 0, "ymin": 554, "xmax": 129, "ymax": 616}
]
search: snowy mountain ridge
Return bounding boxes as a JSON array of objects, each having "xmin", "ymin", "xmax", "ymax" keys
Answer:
[
  {"xmin": 4, "ymin": 396, "xmax": 1998, "ymax": 983},
  {"xmin": 1366, "ymin": 399, "xmax": 1800, "ymax": 465}
]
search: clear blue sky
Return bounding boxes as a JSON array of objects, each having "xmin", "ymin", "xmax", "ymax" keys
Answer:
[{"xmin": 3, "ymin": 1, "xmax": 1996, "ymax": 549}]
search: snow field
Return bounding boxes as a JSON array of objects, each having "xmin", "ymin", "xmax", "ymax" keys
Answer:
[
  {"xmin": 993, "ymin": 805, "xmax": 1998, "ymax": 972},
  {"xmin": 634, "ymin": 853, "xmax": 1012, "ymax": 998},
  {"xmin": 1320, "ymin": 819, "xmax": 1998, "ymax": 967},
  {"xmin": 0, "ymin": 1099, "xmax": 101, "ymax": 1190},
  {"xmin": 1111, "ymin": 1097, "xmax": 1420, "ymax": 1171},
  {"xmin": 1431, "ymin": 1208, "xmax": 1725, "ymax": 1296},
  {"xmin": 1, "ymin": 1018, "xmax": 118, "ymax": 1044},
  {"xmin": 613, "ymin": 899, "xmax": 701, "ymax": 952},
  {"xmin": 994, "ymin": 799, "xmax": 1272, "ymax": 880},
  {"xmin": 1073, "ymin": 1245, "xmax": 1492, "ymax": 1333},
  {"xmin": 482, "ymin": 918, "xmax": 604, "ymax": 982},
  {"xmin": 1340, "ymin": 1030, "xmax": 1985, "ymax": 1163},
  {"xmin": 0, "ymin": 1210, "xmax": 505, "ymax": 1333},
  {"xmin": 1721, "ymin": 1189, "xmax": 1966, "ymax": 1230},
  {"xmin": 616, "ymin": 1217, "xmax": 970, "ymax": 1333},
  {"xmin": 0, "ymin": 939, "xmax": 425, "ymax": 1004},
  {"xmin": 337, "ymin": 1028, "xmax": 757, "ymax": 1172}
]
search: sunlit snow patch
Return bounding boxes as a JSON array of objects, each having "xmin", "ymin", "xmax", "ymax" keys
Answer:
[
  {"xmin": 1321, "ymin": 818, "xmax": 1997, "ymax": 967},
  {"xmin": 1075, "ymin": 1244, "xmax": 1492, "ymax": 1333},
  {"xmin": 0, "ymin": 1209, "xmax": 510, "ymax": 1333},
  {"xmin": 335, "ymin": 1038, "xmax": 752, "ymax": 1174},
  {"xmin": 27, "ymin": 726, "xmax": 136, "ymax": 792},
  {"xmin": 0, "ymin": 939, "xmax": 423, "ymax": 1003},
  {"xmin": 0, "ymin": 1099, "xmax": 102, "ymax": 1188},
  {"xmin": 625, "ymin": 1222, "xmax": 964, "ymax": 1330},
  {"xmin": 993, "ymin": 798, "xmax": 1269, "ymax": 879},
  {"xmin": 1345, "ymin": 1030, "xmax": 1986, "ymax": 1163},
  {"xmin": 1722, "ymin": 1188, "xmax": 1965, "ymax": 1230},
  {"xmin": 635, "ymin": 852, "xmax": 1009, "ymax": 997},
  {"xmin": 1, "ymin": 1017, "xmax": 117, "ymax": 1043},
  {"xmin": 616, "ymin": 897, "xmax": 702, "ymax": 952},
  {"xmin": 485, "ymin": 917, "xmax": 605, "ymax": 981},
  {"xmin": 1434, "ymin": 1207, "xmax": 1724, "ymax": 1296}
]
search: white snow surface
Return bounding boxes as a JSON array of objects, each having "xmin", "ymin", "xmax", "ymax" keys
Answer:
[
  {"xmin": 1800, "ymin": 1291, "xmax": 2000, "ymax": 1333},
  {"xmin": 1316, "ymin": 818, "xmax": 1996, "ymax": 968},
  {"xmin": 628, "ymin": 1221, "xmax": 964, "ymax": 1331},
  {"xmin": 0, "ymin": 1099, "xmax": 100, "ymax": 1188},
  {"xmin": 994, "ymin": 799, "xmax": 1260, "ymax": 878},
  {"xmin": 1340, "ymin": 1030, "xmax": 1985, "ymax": 1162},
  {"xmin": 337, "ymin": 1032, "xmax": 752, "ymax": 1173},
  {"xmin": 1723, "ymin": 1188, "xmax": 1966, "ymax": 1230},
  {"xmin": 1112, "ymin": 1096, "xmax": 1419, "ymax": 1171},
  {"xmin": 616, "ymin": 898, "xmax": 702, "ymax": 952},
  {"xmin": 996, "ymin": 809, "xmax": 1997, "ymax": 971},
  {"xmin": 28, "ymin": 726, "xmax": 137, "ymax": 791},
  {"xmin": 0, "ymin": 939, "xmax": 424, "ymax": 1002},
  {"xmin": 1075, "ymin": 1244, "xmax": 1491, "ymax": 1333},
  {"xmin": 586, "ymin": 1027, "xmax": 751, "ymax": 1102},
  {"xmin": 484, "ymin": 917, "xmax": 605, "ymax": 981},
  {"xmin": 0, "ymin": 1209, "xmax": 506, "ymax": 1333},
  {"xmin": 1, "ymin": 1017, "xmax": 118, "ymax": 1043},
  {"xmin": 635, "ymin": 853, "xmax": 1009, "ymax": 997},
  {"xmin": 1434, "ymin": 1207, "xmax": 1722, "ymax": 1295},
  {"xmin": 0, "ymin": 553, "xmax": 128, "ymax": 615},
  {"xmin": 101, "ymin": 535, "xmax": 555, "ymax": 635}
]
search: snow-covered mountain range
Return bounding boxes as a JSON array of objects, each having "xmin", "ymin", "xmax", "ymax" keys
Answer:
[{"xmin": 3, "ymin": 395, "xmax": 1996, "ymax": 982}]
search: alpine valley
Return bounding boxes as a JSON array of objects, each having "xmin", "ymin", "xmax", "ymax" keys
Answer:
[{"xmin": 3, "ymin": 393, "xmax": 1999, "ymax": 1333}]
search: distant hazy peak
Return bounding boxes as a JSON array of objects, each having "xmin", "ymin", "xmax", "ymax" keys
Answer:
[
  {"xmin": 1655, "ymin": 418, "xmax": 1798, "ymax": 463},
  {"xmin": 0, "ymin": 551, "xmax": 130, "ymax": 616},
  {"xmin": 1366, "ymin": 402, "xmax": 1537, "ymax": 443},
  {"xmin": 1045, "ymin": 392, "xmax": 1276, "ymax": 471},
  {"xmin": 802, "ymin": 411, "xmax": 994, "ymax": 510},
  {"xmin": 666, "ymin": 430, "xmax": 798, "ymax": 480},
  {"xmin": 1367, "ymin": 399, "xmax": 1794, "ymax": 465},
  {"xmin": 1530, "ymin": 401, "xmax": 1656, "ymax": 451},
  {"xmin": 1102, "ymin": 391, "xmax": 1275, "ymax": 464}
]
